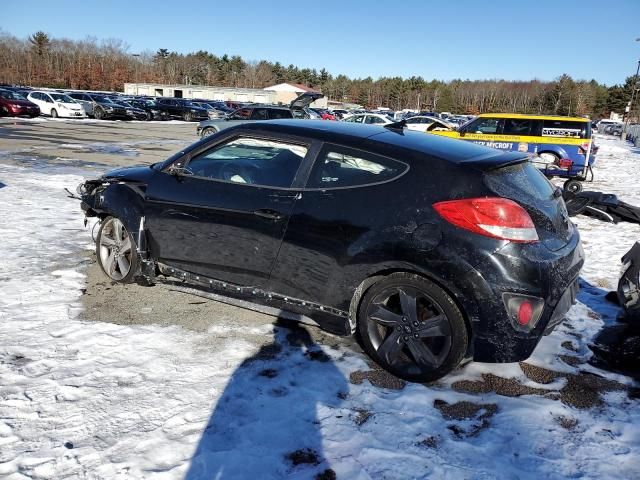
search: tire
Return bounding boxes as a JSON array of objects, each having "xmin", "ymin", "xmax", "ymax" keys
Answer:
[
  {"xmin": 357, "ymin": 272, "xmax": 468, "ymax": 382},
  {"xmin": 183, "ymin": 111, "xmax": 193, "ymax": 122},
  {"xmin": 95, "ymin": 216, "xmax": 139, "ymax": 283},
  {"xmin": 201, "ymin": 127, "xmax": 217, "ymax": 137},
  {"xmin": 94, "ymin": 107, "xmax": 105, "ymax": 120},
  {"xmin": 563, "ymin": 179, "xmax": 583, "ymax": 194},
  {"xmin": 538, "ymin": 151, "xmax": 559, "ymax": 164},
  {"xmin": 145, "ymin": 111, "xmax": 153, "ymax": 121},
  {"xmin": 50, "ymin": 108, "xmax": 58, "ymax": 119}
]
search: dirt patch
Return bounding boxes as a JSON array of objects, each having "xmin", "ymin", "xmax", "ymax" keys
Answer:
[
  {"xmin": 315, "ymin": 469, "xmax": 337, "ymax": 480},
  {"xmin": 416, "ymin": 435, "xmax": 440, "ymax": 449},
  {"xmin": 286, "ymin": 448, "xmax": 320, "ymax": 466},
  {"xmin": 434, "ymin": 399, "xmax": 498, "ymax": 421},
  {"xmin": 561, "ymin": 341, "xmax": 578, "ymax": 352},
  {"xmin": 555, "ymin": 415, "xmax": 579, "ymax": 430},
  {"xmin": 434, "ymin": 399, "xmax": 498, "ymax": 438},
  {"xmin": 560, "ymin": 355, "xmax": 584, "ymax": 367},
  {"xmin": 453, "ymin": 363, "xmax": 629, "ymax": 410},
  {"xmin": 452, "ymin": 373, "xmax": 550, "ymax": 397},
  {"xmin": 349, "ymin": 368, "xmax": 406, "ymax": 390},
  {"xmin": 353, "ymin": 408, "xmax": 373, "ymax": 426},
  {"xmin": 258, "ymin": 368, "xmax": 278, "ymax": 378}
]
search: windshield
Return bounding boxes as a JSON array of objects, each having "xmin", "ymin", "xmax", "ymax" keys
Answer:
[
  {"xmin": 51, "ymin": 93, "xmax": 76, "ymax": 103},
  {"xmin": 0, "ymin": 90, "xmax": 26, "ymax": 100}
]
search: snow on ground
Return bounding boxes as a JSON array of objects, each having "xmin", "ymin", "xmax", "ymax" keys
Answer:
[{"xmin": 1, "ymin": 137, "xmax": 639, "ymax": 479}]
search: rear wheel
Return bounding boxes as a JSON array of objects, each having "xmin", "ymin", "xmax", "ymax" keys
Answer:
[
  {"xmin": 563, "ymin": 179, "xmax": 583, "ymax": 193},
  {"xmin": 183, "ymin": 111, "xmax": 193, "ymax": 122},
  {"xmin": 50, "ymin": 108, "xmax": 58, "ymax": 119},
  {"xmin": 538, "ymin": 151, "xmax": 559, "ymax": 164},
  {"xmin": 94, "ymin": 107, "xmax": 105, "ymax": 120},
  {"xmin": 202, "ymin": 127, "xmax": 217, "ymax": 137},
  {"xmin": 357, "ymin": 272, "xmax": 468, "ymax": 382},
  {"xmin": 96, "ymin": 217, "xmax": 139, "ymax": 283}
]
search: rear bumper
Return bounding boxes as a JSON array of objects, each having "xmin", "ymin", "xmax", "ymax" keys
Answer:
[{"xmin": 459, "ymin": 234, "xmax": 584, "ymax": 363}]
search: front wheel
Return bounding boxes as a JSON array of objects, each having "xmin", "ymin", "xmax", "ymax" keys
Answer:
[
  {"xmin": 183, "ymin": 111, "xmax": 193, "ymax": 122},
  {"xmin": 201, "ymin": 127, "xmax": 217, "ymax": 137},
  {"xmin": 96, "ymin": 217, "xmax": 139, "ymax": 283},
  {"xmin": 357, "ymin": 272, "xmax": 468, "ymax": 382},
  {"xmin": 50, "ymin": 108, "xmax": 58, "ymax": 118},
  {"xmin": 94, "ymin": 108, "xmax": 105, "ymax": 120}
]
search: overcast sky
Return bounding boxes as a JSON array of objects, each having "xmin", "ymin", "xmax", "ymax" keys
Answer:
[{"xmin": 4, "ymin": 0, "xmax": 640, "ymax": 86}]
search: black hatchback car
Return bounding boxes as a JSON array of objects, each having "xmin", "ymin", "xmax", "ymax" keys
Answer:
[{"xmin": 77, "ymin": 120, "xmax": 583, "ymax": 382}]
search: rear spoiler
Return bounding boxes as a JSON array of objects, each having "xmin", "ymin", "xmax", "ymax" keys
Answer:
[{"xmin": 384, "ymin": 120, "xmax": 406, "ymax": 131}]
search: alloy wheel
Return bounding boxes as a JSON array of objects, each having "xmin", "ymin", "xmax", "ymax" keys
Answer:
[
  {"xmin": 366, "ymin": 286, "xmax": 453, "ymax": 376},
  {"xmin": 98, "ymin": 218, "xmax": 134, "ymax": 281}
]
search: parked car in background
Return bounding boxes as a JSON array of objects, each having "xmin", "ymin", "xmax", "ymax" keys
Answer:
[
  {"xmin": 331, "ymin": 109, "xmax": 349, "ymax": 119},
  {"xmin": 27, "ymin": 91, "xmax": 86, "ymax": 118},
  {"xmin": 116, "ymin": 100, "xmax": 150, "ymax": 121},
  {"xmin": 189, "ymin": 101, "xmax": 228, "ymax": 119},
  {"xmin": 289, "ymin": 92, "xmax": 325, "ymax": 119},
  {"xmin": 311, "ymin": 108, "xmax": 336, "ymax": 120},
  {"xmin": 431, "ymin": 113, "xmax": 598, "ymax": 192},
  {"xmin": 0, "ymin": 88, "xmax": 40, "ymax": 117},
  {"xmin": 342, "ymin": 113, "xmax": 395, "ymax": 125},
  {"xmin": 154, "ymin": 98, "xmax": 209, "ymax": 121},
  {"xmin": 67, "ymin": 93, "xmax": 128, "ymax": 119},
  {"xmin": 123, "ymin": 98, "xmax": 169, "ymax": 121},
  {"xmin": 77, "ymin": 120, "xmax": 583, "ymax": 382},
  {"xmin": 196, "ymin": 105, "xmax": 294, "ymax": 136},
  {"xmin": 404, "ymin": 115, "xmax": 454, "ymax": 132}
]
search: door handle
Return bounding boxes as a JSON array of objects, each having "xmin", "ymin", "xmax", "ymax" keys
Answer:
[{"xmin": 253, "ymin": 209, "xmax": 284, "ymax": 221}]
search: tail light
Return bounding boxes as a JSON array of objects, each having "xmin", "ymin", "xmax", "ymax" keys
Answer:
[
  {"xmin": 502, "ymin": 293, "xmax": 545, "ymax": 332},
  {"xmin": 558, "ymin": 158, "xmax": 573, "ymax": 169},
  {"xmin": 433, "ymin": 197, "xmax": 539, "ymax": 243}
]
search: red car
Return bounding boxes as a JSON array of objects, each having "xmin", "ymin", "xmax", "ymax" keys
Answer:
[{"xmin": 0, "ymin": 89, "xmax": 40, "ymax": 118}]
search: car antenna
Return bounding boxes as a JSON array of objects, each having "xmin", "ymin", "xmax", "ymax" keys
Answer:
[{"xmin": 384, "ymin": 120, "xmax": 407, "ymax": 131}]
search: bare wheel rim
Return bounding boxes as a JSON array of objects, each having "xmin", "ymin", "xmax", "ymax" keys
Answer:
[
  {"xmin": 366, "ymin": 286, "xmax": 453, "ymax": 376},
  {"xmin": 98, "ymin": 218, "xmax": 133, "ymax": 281}
]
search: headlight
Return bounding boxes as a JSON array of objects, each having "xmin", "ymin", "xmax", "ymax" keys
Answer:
[{"xmin": 191, "ymin": 109, "xmax": 198, "ymax": 112}]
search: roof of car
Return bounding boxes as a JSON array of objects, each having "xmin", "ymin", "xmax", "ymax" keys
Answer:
[
  {"xmin": 478, "ymin": 113, "xmax": 590, "ymax": 122},
  {"xmin": 235, "ymin": 120, "xmax": 526, "ymax": 165}
]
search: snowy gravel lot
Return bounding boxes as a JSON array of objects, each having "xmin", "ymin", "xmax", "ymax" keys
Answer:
[{"xmin": 0, "ymin": 121, "xmax": 639, "ymax": 480}]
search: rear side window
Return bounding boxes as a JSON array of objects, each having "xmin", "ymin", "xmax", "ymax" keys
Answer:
[
  {"xmin": 268, "ymin": 109, "xmax": 293, "ymax": 119},
  {"xmin": 484, "ymin": 161, "xmax": 555, "ymax": 202},
  {"xmin": 250, "ymin": 108, "xmax": 268, "ymax": 120},
  {"xmin": 306, "ymin": 145, "xmax": 407, "ymax": 189},
  {"xmin": 541, "ymin": 120, "xmax": 590, "ymax": 139},
  {"xmin": 503, "ymin": 118, "xmax": 533, "ymax": 135}
]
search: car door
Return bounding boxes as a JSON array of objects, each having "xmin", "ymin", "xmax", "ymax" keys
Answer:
[
  {"xmin": 269, "ymin": 142, "xmax": 410, "ymax": 307},
  {"xmin": 144, "ymin": 131, "xmax": 315, "ymax": 287},
  {"xmin": 79, "ymin": 94, "xmax": 93, "ymax": 115},
  {"xmin": 33, "ymin": 92, "xmax": 50, "ymax": 114}
]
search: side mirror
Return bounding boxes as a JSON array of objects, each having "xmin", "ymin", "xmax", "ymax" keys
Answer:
[{"xmin": 167, "ymin": 162, "xmax": 191, "ymax": 177}]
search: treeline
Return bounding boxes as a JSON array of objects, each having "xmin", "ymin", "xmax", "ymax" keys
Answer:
[{"xmin": 0, "ymin": 31, "xmax": 635, "ymax": 117}]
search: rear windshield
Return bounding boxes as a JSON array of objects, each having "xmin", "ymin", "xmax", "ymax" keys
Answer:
[{"xmin": 484, "ymin": 161, "xmax": 555, "ymax": 202}]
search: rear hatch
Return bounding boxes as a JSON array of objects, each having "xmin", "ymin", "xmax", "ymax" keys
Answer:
[{"xmin": 483, "ymin": 160, "xmax": 573, "ymax": 251}]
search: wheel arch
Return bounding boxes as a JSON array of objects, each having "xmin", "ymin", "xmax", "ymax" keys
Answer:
[{"xmin": 348, "ymin": 266, "xmax": 477, "ymax": 353}]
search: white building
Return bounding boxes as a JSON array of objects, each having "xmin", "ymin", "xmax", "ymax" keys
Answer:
[
  {"xmin": 264, "ymin": 83, "xmax": 328, "ymax": 108},
  {"xmin": 123, "ymin": 83, "xmax": 277, "ymax": 104}
]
